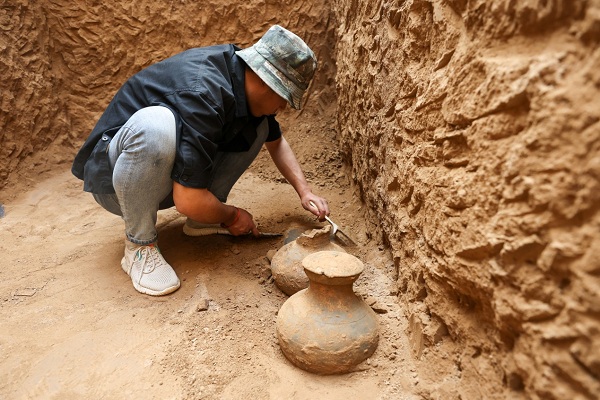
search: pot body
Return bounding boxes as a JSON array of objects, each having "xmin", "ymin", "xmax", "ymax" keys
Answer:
[
  {"xmin": 271, "ymin": 228, "xmax": 345, "ymax": 296},
  {"xmin": 276, "ymin": 251, "xmax": 379, "ymax": 374}
]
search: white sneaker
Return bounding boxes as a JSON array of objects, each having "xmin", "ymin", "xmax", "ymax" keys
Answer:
[
  {"xmin": 121, "ymin": 242, "xmax": 180, "ymax": 296},
  {"xmin": 183, "ymin": 219, "xmax": 229, "ymax": 236}
]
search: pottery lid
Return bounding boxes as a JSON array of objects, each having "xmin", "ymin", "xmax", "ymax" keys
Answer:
[{"xmin": 302, "ymin": 251, "xmax": 364, "ymax": 282}]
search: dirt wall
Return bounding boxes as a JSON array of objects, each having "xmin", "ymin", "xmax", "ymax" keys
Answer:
[
  {"xmin": 334, "ymin": 0, "xmax": 600, "ymax": 398},
  {"xmin": 4, "ymin": 0, "xmax": 600, "ymax": 398},
  {"xmin": 0, "ymin": 0, "xmax": 336, "ymax": 194}
]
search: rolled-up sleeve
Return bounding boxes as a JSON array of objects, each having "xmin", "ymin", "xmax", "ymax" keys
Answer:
[{"xmin": 266, "ymin": 115, "xmax": 282, "ymax": 142}]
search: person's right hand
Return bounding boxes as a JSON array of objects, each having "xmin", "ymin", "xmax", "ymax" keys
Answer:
[
  {"xmin": 302, "ymin": 193, "xmax": 330, "ymax": 222},
  {"xmin": 222, "ymin": 207, "xmax": 260, "ymax": 237}
]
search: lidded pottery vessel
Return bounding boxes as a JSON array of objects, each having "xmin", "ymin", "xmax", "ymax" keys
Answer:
[
  {"xmin": 276, "ymin": 251, "xmax": 379, "ymax": 375},
  {"xmin": 271, "ymin": 226, "xmax": 345, "ymax": 296}
]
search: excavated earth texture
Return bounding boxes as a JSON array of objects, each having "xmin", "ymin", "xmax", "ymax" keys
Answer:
[
  {"xmin": 334, "ymin": 0, "xmax": 600, "ymax": 398},
  {"xmin": 0, "ymin": 0, "xmax": 336, "ymax": 192},
  {"xmin": 2, "ymin": 0, "xmax": 600, "ymax": 399}
]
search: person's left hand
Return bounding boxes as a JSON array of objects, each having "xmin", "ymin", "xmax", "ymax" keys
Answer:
[{"xmin": 301, "ymin": 193, "xmax": 330, "ymax": 222}]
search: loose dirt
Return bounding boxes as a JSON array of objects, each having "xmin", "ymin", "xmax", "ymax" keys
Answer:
[{"xmin": 0, "ymin": 108, "xmax": 431, "ymax": 399}]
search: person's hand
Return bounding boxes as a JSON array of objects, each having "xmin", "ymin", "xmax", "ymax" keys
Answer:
[
  {"xmin": 301, "ymin": 193, "xmax": 330, "ymax": 222},
  {"xmin": 221, "ymin": 207, "xmax": 260, "ymax": 237}
]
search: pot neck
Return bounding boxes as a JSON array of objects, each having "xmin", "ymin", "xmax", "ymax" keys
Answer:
[{"xmin": 307, "ymin": 281, "xmax": 357, "ymax": 301}]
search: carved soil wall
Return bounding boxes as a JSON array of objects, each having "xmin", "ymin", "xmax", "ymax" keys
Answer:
[
  {"xmin": 0, "ymin": 0, "xmax": 335, "ymax": 192},
  {"xmin": 334, "ymin": 0, "xmax": 600, "ymax": 398}
]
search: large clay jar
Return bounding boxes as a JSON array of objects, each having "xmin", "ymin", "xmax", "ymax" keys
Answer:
[
  {"xmin": 276, "ymin": 251, "xmax": 379, "ymax": 375},
  {"xmin": 271, "ymin": 226, "xmax": 345, "ymax": 296}
]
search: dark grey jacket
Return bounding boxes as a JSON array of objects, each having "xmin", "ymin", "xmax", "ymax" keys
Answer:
[{"xmin": 72, "ymin": 44, "xmax": 281, "ymax": 194}]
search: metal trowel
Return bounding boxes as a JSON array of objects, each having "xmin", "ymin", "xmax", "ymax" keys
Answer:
[{"xmin": 309, "ymin": 201, "xmax": 357, "ymax": 247}]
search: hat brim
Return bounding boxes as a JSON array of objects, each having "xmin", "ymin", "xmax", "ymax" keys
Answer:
[{"xmin": 236, "ymin": 47, "xmax": 304, "ymax": 110}]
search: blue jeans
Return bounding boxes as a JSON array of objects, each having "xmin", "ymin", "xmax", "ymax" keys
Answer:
[{"xmin": 93, "ymin": 106, "xmax": 268, "ymax": 245}]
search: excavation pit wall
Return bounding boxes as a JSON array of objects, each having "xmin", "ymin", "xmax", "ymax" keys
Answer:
[
  {"xmin": 334, "ymin": 0, "xmax": 600, "ymax": 398},
  {"xmin": 3, "ymin": 0, "xmax": 600, "ymax": 399},
  {"xmin": 0, "ymin": 0, "xmax": 336, "ymax": 191}
]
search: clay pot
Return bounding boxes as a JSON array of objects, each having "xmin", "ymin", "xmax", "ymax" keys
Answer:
[
  {"xmin": 271, "ymin": 226, "xmax": 345, "ymax": 296},
  {"xmin": 276, "ymin": 251, "xmax": 379, "ymax": 375}
]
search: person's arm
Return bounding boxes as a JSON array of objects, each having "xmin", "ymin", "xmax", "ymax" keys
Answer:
[
  {"xmin": 265, "ymin": 136, "xmax": 330, "ymax": 220},
  {"xmin": 172, "ymin": 182, "xmax": 259, "ymax": 236}
]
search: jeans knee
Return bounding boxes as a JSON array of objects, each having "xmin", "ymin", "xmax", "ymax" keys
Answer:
[
  {"xmin": 127, "ymin": 106, "xmax": 177, "ymax": 158},
  {"xmin": 140, "ymin": 107, "xmax": 175, "ymax": 137}
]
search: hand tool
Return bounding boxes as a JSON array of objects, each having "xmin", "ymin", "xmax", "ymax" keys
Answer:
[
  {"xmin": 309, "ymin": 201, "xmax": 357, "ymax": 246},
  {"xmin": 188, "ymin": 226, "xmax": 282, "ymax": 238}
]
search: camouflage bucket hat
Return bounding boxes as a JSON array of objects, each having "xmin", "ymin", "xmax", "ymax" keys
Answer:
[{"xmin": 236, "ymin": 25, "xmax": 317, "ymax": 110}]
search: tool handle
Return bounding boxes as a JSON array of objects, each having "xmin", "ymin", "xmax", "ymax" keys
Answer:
[{"xmin": 309, "ymin": 200, "xmax": 327, "ymax": 215}]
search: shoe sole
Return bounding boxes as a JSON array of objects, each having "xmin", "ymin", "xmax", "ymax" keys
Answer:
[
  {"xmin": 183, "ymin": 225, "xmax": 230, "ymax": 237},
  {"xmin": 121, "ymin": 257, "xmax": 181, "ymax": 296}
]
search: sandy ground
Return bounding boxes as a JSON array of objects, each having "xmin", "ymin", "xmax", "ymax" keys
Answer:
[{"xmin": 0, "ymin": 144, "xmax": 422, "ymax": 399}]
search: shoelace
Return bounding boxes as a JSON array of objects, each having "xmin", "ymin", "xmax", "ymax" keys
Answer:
[{"xmin": 135, "ymin": 245, "xmax": 162, "ymax": 273}]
